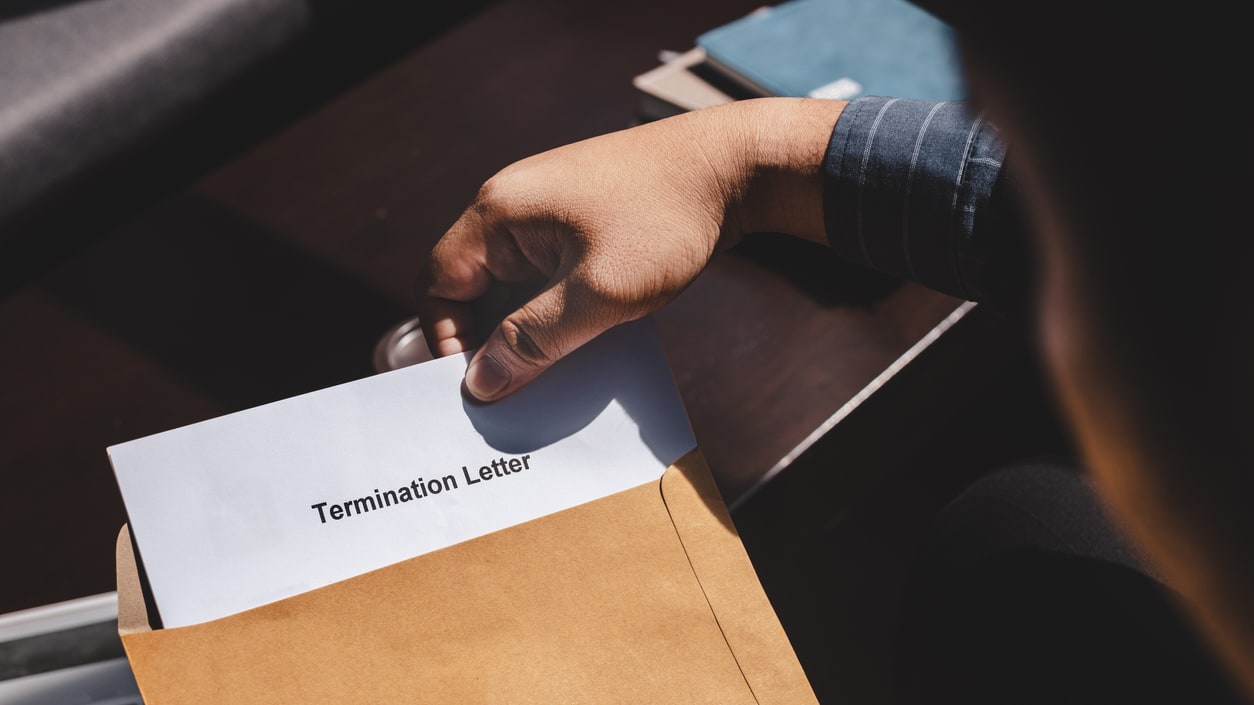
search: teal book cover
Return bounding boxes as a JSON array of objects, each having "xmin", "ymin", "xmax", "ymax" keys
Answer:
[{"xmin": 695, "ymin": 0, "xmax": 965, "ymax": 101}]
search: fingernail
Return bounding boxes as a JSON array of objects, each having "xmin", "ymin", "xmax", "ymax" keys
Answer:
[{"xmin": 466, "ymin": 355, "xmax": 511, "ymax": 400}]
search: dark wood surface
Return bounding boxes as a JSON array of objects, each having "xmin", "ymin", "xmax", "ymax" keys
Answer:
[{"xmin": 0, "ymin": 0, "xmax": 975, "ymax": 696}]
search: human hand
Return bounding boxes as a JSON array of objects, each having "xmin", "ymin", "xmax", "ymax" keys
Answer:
[{"xmin": 417, "ymin": 98, "xmax": 843, "ymax": 401}]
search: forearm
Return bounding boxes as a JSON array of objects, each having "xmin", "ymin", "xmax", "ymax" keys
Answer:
[
  {"xmin": 726, "ymin": 97, "xmax": 846, "ymax": 246},
  {"xmin": 651, "ymin": 97, "xmax": 844, "ymax": 249}
]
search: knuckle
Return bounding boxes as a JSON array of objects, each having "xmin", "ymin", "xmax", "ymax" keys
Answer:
[
  {"xmin": 419, "ymin": 242, "xmax": 467, "ymax": 299},
  {"xmin": 470, "ymin": 179, "xmax": 501, "ymax": 218},
  {"xmin": 472, "ymin": 168, "xmax": 525, "ymax": 216},
  {"xmin": 499, "ymin": 317, "xmax": 553, "ymax": 368}
]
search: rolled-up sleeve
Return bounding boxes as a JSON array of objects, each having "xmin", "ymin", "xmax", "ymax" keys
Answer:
[{"xmin": 823, "ymin": 96, "xmax": 1029, "ymax": 313}]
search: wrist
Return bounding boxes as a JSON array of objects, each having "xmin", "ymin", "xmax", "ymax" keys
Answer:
[
  {"xmin": 660, "ymin": 97, "xmax": 844, "ymax": 251},
  {"xmin": 730, "ymin": 98, "xmax": 845, "ymax": 247}
]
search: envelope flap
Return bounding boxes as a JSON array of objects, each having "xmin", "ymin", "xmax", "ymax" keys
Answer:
[
  {"xmin": 115, "ymin": 524, "xmax": 151, "ymax": 636},
  {"xmin": 661, "ymin": 450, "xmax": 819, "ymax": 705}
]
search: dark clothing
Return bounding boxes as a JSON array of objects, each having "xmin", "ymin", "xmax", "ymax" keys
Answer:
[
  {"xmin": 822, "ymin": 97, "xmax": 1248, "ymax": 703},
  {"xmin": 822, "ymin": 96, "xmax": 1031, "ymax": 316},
  {"xmin": 893, "ymin": 461, "xmax": 1248, "ymax": 704}
]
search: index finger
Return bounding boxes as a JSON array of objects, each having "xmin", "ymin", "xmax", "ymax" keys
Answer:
[{"xmin": 416, "ymin": 208, "xmax": 544, "ymax": 358}]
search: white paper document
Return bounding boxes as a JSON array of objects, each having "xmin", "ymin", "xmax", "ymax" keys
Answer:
[{"xmin": 108, "ymin": 318, "xmax": 697, "ymax": 629}]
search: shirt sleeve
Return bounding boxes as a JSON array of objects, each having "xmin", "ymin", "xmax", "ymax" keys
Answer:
[{"xmin": 822, "ymin": 96, "xmax": 1031, "ymax": 315}]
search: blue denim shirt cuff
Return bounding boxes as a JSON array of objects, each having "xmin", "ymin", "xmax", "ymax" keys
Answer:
[{"xmin": 822, "ymin": 96, "xmax": 1015, "ymax": 304}]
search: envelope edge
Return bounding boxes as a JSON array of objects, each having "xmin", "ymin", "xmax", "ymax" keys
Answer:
[
  {"xmin": 660, "ymin": 449, "xmax": 820, "ymax": 705},
  {"xmin": 115, "ymin": 524, "xmax": 152, "ymax": 636}
]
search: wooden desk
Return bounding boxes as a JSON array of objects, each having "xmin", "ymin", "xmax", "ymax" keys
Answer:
[{"xmin": 0, "ymin": 0, "xmax": 989, "ymax": 699}]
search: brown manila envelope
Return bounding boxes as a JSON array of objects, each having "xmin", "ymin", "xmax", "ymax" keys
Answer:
[
  {"xmin": 110, "ymin": 320, "xmax": 817, "ymax": 703},
  {"xmin": 115, "ymin": 447, "xmax": 818, "ymax": 704}
]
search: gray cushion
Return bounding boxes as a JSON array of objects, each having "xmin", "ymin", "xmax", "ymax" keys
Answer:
[{"xmin": 0, "ymin": 0, "xmax": 309, "ymax": 228}]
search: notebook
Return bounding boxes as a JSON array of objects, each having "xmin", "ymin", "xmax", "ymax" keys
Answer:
[{"xmin": 695, "ymin": 0, "xmax": 965, "ymax": 101}]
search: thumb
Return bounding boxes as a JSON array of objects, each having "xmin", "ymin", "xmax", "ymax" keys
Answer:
[{"xmin": 464, "ymin": 280, "xmax": 619, "ymax": 402}]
